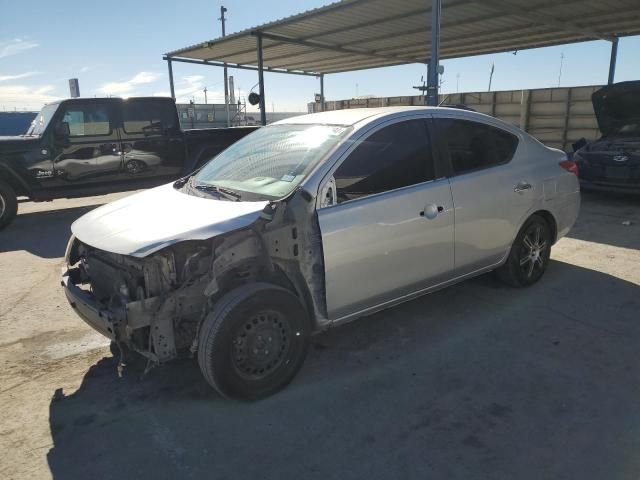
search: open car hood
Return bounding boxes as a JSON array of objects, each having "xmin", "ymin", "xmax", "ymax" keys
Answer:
[
  {"xmin": 592, "ymin": 81, "xmax": 640, "ymax": 137},
  {"xmin": 71, "ymin": 183, "xmax": 268, "ymax": 258}
]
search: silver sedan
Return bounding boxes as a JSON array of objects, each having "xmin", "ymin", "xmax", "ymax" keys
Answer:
[{"xmin": 63, "ymin": 106, "xmax": 580, "ymax": 399}]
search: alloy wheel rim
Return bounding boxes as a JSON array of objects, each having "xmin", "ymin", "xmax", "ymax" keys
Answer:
[
  {"xmin": 231, "ymin": 310, "xmax": 291, "ymax": 379},
  {"xmin": 519, "ymin": 224, "xmax": 547, "ymax": 278}
]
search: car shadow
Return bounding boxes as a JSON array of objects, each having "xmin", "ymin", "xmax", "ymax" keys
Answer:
[
  {"xmin": 0, "ymin": 205, "xmax": 102, "ymax": 258},
  {"xmin": 47, "ymin": 260, "xmax": 640, "ymax": 480},
  {"xmin": 568, "ymin": 190, "xmax": 640, "ymax": 250}
]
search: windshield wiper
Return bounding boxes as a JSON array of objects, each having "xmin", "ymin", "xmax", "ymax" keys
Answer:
[{"xmin": 194, "ymin": 182, "xmax": 241, "ymax": 201}]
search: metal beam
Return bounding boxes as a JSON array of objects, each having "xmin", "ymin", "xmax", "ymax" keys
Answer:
[
  {"xmin": 166, "ymin": 0, "xmax": 368, "ymax": 58},
  {"xmin": 214, "ymin": 6, "xmax": 432, "ymax": 62},
  {"xmin": 253, "ymin": 31, "xmax": 422, "ymax": 65},
  {"xmin": 220, "ymin": 6, "xmax": 230, "ymax": 127},
  {"xmin": 426, "ymin": 0, "xmax": 441, "ymax": 106},
  {"xmin": 608, "ymin": 37, "xmax": 618, "ymax": 84},
  {"xmin": 167, "ymin": 58, "xmax": 175, "ymax": 99},
  {"xmin": 319, "ymin": 74, "xmax": 325, "ymax": 112},
  {"xmin": 162, "ymin": 56, "xmax": 320, "ymax": 77},
  {"xmin": 480, "ymin": 0, "xmax": 613, "ymax": 41},
  {"xmin": 256, "ymin": 33, "xmax": 267, "ymax": 126}
]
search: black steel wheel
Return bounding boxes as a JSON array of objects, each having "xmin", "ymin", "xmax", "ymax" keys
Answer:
[
  {"xmin": 497, "ymin": 214, "xmax": 552, "ymax": 287},
  {"xmin": 198, "ymin": 283, "xmax": 310, "ymax": 400}
]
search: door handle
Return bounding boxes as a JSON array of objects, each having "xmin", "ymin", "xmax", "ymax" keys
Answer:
[
  {"xmin": 420, "ymin": 204, "xmax": 444, "ymax": 219},
  {"xmin": 514, "ymin": 182, "xmax": 532, "ymax": 193}
]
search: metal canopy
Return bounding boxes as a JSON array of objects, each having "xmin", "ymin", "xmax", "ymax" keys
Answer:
[{"xmin": 165, "ymin": 0, "xmax": 640, "ymax": 76}]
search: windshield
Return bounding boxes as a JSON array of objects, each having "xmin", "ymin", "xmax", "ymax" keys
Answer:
[
  {"xmin": 26, "ymin": 103, "xmax": 58, "ymax": 136},
  {"xmin": 193, "ymin": 124, "xmax": 349, "ymax": 200}
]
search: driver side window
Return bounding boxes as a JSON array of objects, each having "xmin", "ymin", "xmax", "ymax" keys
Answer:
[
  {"xmin": 58, "ymin": 104, "xmax": 111, "ymax": 137},
  {"xmin": 330, "ymin": 119, "xmax": 435, "ymax": 204}
]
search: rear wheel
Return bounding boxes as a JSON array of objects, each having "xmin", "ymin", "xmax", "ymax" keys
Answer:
[
  {"xmin": 497, "ymin": 214, "xmax": 552, "ymax": 287},
  {"xmin": 0, "ymin": 179, "xmax": 18, "ymax": 230},
  {"xmin": 197, "ymin": 283, "xmax": 310, "ymax": 400}
]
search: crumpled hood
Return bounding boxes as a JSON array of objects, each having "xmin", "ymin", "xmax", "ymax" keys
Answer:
[
  {"xmin": 71, "ymin": 183, "xmax": 269, "ymax": 257},
  {"xmin": 0, "ymin": 135, "xmax": 40, "ymax": 153},
  {"xmin": 592, "ymin": 81, "xmax": 640, "ymax": 136}
]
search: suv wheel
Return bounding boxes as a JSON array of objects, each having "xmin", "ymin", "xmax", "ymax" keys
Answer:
[
  {"xmin": 197, "ymin": 283, "xmax": 310, "ymax": 400},
  {"xmin": 497, "ymin": 214, "xmax": 552, "ymax": 287},
  {"xmin": 0, "ymin": 179, "xmax": 18, "ymax": 230}
]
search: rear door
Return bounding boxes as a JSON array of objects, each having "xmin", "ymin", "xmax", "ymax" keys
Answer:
[
  {"xmin": 119, "ymin": 98, "xmax": 185, "ymax": 180},
  {"xmin": 317, "ymin": 117, "xmax": 454, "ymax": 320},
  {"xmin": 49, "ymin": 100, "xmax": 123, "ymax": 186},
  {"xmin": 433, "ymin": 115, "xmax": 528, "ymax": 275}
]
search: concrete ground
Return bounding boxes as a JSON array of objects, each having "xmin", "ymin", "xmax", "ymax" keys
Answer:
[{"xmin": 0, "ymin": 190, "xmax": 639, "ymax": 480}]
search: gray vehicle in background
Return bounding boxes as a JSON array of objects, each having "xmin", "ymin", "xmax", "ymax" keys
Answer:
[{"xmin": 62, "ymin": 106, "xmax": 580, "ymax": 400}]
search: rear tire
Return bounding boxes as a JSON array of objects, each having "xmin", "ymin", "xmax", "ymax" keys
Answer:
[
  {"xmin": 496, "ymin": 214, "xmax": 552, "ymax": 287},
  {"xmin": 197, "ymin": 283, "xmax": 310, "ymax": 400},
  {"xmin": 0, "ymin": 179, "xmax": 18, "ymax": 230}
]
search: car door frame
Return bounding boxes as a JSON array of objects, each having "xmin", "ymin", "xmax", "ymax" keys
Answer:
[
  {"xmin": 429, "ymin": 110, "xmax": 531, "ymax": 275},
  {"xmin": 119, "ymin": 98, "xmax": 185, "ymax": 181},
  {"xmin": 312, "ymin": 112, "xmax": 456, "ymax": 323},
  {"xmin": 47, "ymin": 99, "xmax": 125, "ymax": 189}
]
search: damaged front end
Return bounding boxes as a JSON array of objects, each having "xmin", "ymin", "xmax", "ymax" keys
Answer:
[{"xmin": 62, "ymin": 192, "xmax": 327, "ymax": 365}]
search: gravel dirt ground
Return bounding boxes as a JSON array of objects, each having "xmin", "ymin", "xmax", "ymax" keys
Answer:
[{"xmin": 0, "ymin": 190, "xmax": 639, "ymax": 480}]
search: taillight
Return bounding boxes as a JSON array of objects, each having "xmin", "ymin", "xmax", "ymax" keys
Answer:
[{"xmin": 559, "ymin": 159, "xmax": 579, "ymax": 176}]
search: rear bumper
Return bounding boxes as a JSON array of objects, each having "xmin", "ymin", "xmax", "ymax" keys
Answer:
[{"xmin": 61, "ymin": 270, "xmax": 123, "ymax": 340}]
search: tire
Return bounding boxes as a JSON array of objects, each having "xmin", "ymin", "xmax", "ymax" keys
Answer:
[
  {"xmin": 198, "ymin": 283, "xmax": 310, "ymax": 400},
  {"xmin": 0, "ymin": 179, "xmax": 18, "ymax": 230},
  {"xmin": 496, "ymin": 214, "xmax": 552, "ymax": 287}
]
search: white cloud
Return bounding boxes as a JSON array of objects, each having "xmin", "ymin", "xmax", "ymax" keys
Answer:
[
  {"xmin": 183, "ymin": 75, "xmax": 205, "ymax": 84},
  {"xmin": 0, "ymin": 84, "xmax": 60, "ymax": 110},
  {"xmin": 154, "ymin": 75, "xmax": 224, "ymax": 104},
  {"xmin": 97, "ymin": 71, "xmax": 160, "ymax": 95},
  {"xmin": 80, "ymin": 66, "xmax": 91, "ymax": 73},
  {"xmin": 0, "ymin": 72, "xmax": 41, "ymax": 82},
  {"xmin": 0, "ymin": 38, "xmax": 39, "ymax": 59}
]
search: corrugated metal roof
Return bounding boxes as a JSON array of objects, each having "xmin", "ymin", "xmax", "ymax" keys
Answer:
[{"xmin": 165, "ymin": 0, "xmax": 640, "ymax": 75}]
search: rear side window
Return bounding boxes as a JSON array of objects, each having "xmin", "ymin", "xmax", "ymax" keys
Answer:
[
  {"xmin": 122, "ymin": 100, "xmax": 177, "ymax": 134},
  {"xmin": 60, "ymin": 104, "xmax": 111, "ymax": 137},
  {"xmin": 333, "ymin": 119, "xmax": 435, "ymax": 202},
  {"xmin": 439, "ymin": 119, "xmax": 518, "ymax": 175}
]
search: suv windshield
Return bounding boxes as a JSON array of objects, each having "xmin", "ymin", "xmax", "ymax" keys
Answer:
[
  {"xmin": 26, "ymin": 103, "xmax": 58, "ymax": 136},
  {"xmin": 193, "ymin": 124, "xmax": 349, "ymax": 200}
]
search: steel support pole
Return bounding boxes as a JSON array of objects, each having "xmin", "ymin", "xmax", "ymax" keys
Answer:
[
  {"xmin": 220, "ymin": 6, "xmax": 230, "ymax": 126},
  {"xmin": 256, "ymin": 33, "xmax": 267, "ymax": 126},
  {"xmin": 426, "ymin": 0, "xmax": 441, "ymax": 106},
  {"xmin": 320, "ymin": 74, "xmax": 325, "ymax": 112},
  {"xmin": 608, "ymin": 37, "xmax": 618, "ymax": 85},
  {"xmin": 167, "ymin": 58, "xmax": 175, "ymax": 100}
]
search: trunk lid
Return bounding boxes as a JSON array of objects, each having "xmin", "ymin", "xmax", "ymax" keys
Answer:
[{"xmin": 592, "ymin": 81, "xmax": 640, "ymax": 137}]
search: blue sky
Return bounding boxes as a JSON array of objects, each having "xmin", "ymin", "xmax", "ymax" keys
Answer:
[{"xmin": 1, "ymin": 0, "xmax": 639, "ymax": 112}]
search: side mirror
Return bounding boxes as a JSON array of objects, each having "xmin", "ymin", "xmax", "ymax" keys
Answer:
[
  {"xmin": 319, "ymin": 177, "xmax": 337, "ymax": 208},
  {"xmin": 54, "ymin": 121, "xmax": 70, "ymax": 139}
]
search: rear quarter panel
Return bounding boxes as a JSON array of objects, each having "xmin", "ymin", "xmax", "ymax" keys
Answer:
[{"xmin": 523, "ymin": 138, "xmax": 580, "ymax": 242}]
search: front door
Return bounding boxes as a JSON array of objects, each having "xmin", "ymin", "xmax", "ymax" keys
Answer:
[
  {"xmin": 119, "ymin": 98, "xmax": 185, "ymax": 181},
  {"xmin": 49, "ymin": 100, "xmax": 123, "ymax": 187},
  {"xmin": 317, "ymin": 118, "xmax": 454, "ymax": 320}
]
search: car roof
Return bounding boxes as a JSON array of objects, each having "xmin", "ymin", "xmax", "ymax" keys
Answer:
[{"xmin": 273, "ymin": 106, "xmax": 491, "ymax": 127}]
